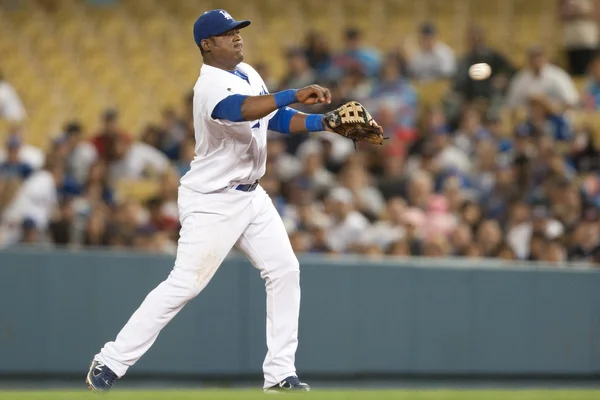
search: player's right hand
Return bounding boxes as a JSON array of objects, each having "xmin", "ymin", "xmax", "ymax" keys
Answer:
[{"xmin": 295, "ymin": 85, "xmax": 331, "ymax": 105}]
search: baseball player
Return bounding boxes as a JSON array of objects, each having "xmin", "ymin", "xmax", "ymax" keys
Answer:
[{"xmin": 86, "ymin": 9, "xmax": 383, "ymax": 393}]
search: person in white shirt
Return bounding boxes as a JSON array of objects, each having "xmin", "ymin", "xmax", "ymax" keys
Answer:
[
  {"xmin": 0, "ymin": 127, "xmax": 45, "ymax": 170},
  {"xmin": 432, "ymin": 131, "xmax": 472, "ymax": 174},
  {"xmin": 0, "ymin": 71, "xmax": 26, "ymax": 122},
  {"xmin": 507, "ymin": 206, "xmax": 564, "ymax": 259},
  {"xmin": 338, "ymin": 164, "xmax": 386, "ymax": 218},
  {"xmin": 408, "ymin": 22, "xmax": 456, "ymax": 81},
  {"xmin": 324, "ymin": 187, "xmax": 370, "ymax": 252},
  {"xmin": 107, "ymin": 137, "xmax": 170, "ymax": 181},
  {"xmin": 87, "ymin": 8, "xmax": 336, "ymax": 394},
  {"xmin": 0, "ymin": 161, "xmax": 63, "ymax": 247},
  {"xmin": 62, "ymin": 122, "xmax": 98, "ymax": 185},
  {"xmin": 505, "ymin": 45, "xmax": 580, "ymax": 111},
  {"xmin": 362, "ymin": 197, "xmax": 406, "ymax": 249}
]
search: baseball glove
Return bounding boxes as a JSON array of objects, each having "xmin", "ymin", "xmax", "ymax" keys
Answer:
[{"xmin": 323, "ymin": 101, "xmax": 386, "ymax": 146}]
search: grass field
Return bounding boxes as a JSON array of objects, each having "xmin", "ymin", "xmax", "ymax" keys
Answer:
[{"xmin": 1, "ymin": 390, "xmax": 600, "ymax": 400}]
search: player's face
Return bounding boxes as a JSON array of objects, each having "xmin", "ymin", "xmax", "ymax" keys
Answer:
[{"xmin": 212, "ymin": 28, "xmax": 244, "ymax": 64}]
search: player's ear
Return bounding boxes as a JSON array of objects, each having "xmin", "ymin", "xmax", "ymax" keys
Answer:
[{"xmin": 200, "ymin": 39, "xmax": 212, "ymax": 53}]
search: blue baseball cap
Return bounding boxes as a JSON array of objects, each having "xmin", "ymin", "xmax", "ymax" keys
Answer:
[{"xmin": 193, "ymin": 9, "xmax": 251, "ymax": 47}]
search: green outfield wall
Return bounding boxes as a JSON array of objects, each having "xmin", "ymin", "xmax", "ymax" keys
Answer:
[{"xmin": 1, "ymin": 248, "xmax": 599, "ymax": 378}]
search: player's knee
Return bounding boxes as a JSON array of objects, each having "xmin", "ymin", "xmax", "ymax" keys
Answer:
[
  {"xmin": 164, "ymin": 270, "xmax": 204, "ymax": 300},
  {"xmin": 265, "ymin": 255, "xmax": 300, "ymax": 281}
]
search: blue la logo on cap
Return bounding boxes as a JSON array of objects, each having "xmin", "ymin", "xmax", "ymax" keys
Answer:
[{"xmin": 193, "ymin": 9, "xmax": 251, "ymax": 47}]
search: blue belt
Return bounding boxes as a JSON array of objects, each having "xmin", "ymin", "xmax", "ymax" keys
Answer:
[{"xmin": 234, "ymin": 180, "xmax": 259, "ymax": 192}]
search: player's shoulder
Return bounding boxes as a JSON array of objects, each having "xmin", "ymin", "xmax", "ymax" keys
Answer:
[
  {"xmin": 195, "ymin": 64, "xmax": 234, "ymax": 91},
  {"xmin": 236, "ymin": 62, "xmax": 262, "ymax": 80}
]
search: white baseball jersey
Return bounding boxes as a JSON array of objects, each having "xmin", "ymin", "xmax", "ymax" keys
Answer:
[{"xmin": 180, "ymin": 62, "xmax": 275, "ymax": 193}]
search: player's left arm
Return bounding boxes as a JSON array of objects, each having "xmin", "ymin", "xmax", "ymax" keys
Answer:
[{"xmin": 267, "ymin": 107, "xmax": 332, "ymax": 134}]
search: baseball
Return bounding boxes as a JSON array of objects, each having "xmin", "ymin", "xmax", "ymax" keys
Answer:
[{"xmin": 468, "ymin": 63, "xmax": 491, "ymax": 80}]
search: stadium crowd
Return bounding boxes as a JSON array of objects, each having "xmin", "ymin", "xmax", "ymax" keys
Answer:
[{"xmin": 1, "ymin": 22, "xmax": 600, "ymax": 264}]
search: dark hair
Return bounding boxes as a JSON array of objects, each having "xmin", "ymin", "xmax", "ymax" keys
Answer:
[
  {"xmin": 64, "ymin": 121, "xmax": 82, "ymax": 136},
  {"xmin": 345, "ymin": 28, "xmax": 360, "ymax": 40}
]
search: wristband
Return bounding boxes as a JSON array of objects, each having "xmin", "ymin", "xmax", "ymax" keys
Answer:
[
  {"xmin": 305, "ymin": 114, "xmax": 325, "ymax": 132},
  {"xmin": 274, "ymin": 89, "xmax": 298, "ymax": 108}
]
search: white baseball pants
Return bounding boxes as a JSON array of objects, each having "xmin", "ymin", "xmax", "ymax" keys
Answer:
[{"xmin": 95, "ymin": 185, "xmax": 300, "ymax": 388}]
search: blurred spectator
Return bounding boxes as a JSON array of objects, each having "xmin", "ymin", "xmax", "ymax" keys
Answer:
[
  {"xmin": 83, "ymin": 207, "xmax": 109, "ymax": 247},
  {"xmin": 91, "ymin": 109, "xmax": 132, "ymax": 161},
  {"xmin": 19, "ymin": 217, "xmax": 43, "ymax": 245},
  {"xmin": 378, "ymin": 148, "xmax": 406, "ymax": 200},
  {"xmin": 464, "ymin": 243, "xmax": 483, "ymax": 258},
  {"xmin": 338, "ymin": 164, "xmax": 386, "ymax": 220},
  {"xmin": 431, "ymin": 129, "xmax": 472, "ymax": 174},
  {"xmin": 406, "ymin": 170, "xmax": 434, "ymax": 211},
  {"xmin": 496, "ymin": 242, "xmax": 517, "ymax": 260},
  {"xmin": 145, "ymin": 196, "xmax": 178, "ymax": 233},
  {"xmin": 362, "ymin": 197, "xmax": 406, "ymax": 249},
  {"xmin": 453, "ymin": 107, "xmax": 488, "ymax": 156},
  {"xmin": 423, "ymin": 195, "xmax": 457, "ymax": 240},
  {"xmin": 61, "ymin": 121, "xmax": 98, "ymax": 185},
  {"xmin": 0, "ymin": 126, "xmax": 45, "ymax": 169},
  {"xmin": 423, "ymin": 235, "xmax": 451, "ymax": 257},
  {"xmin": 159, "ymin": 107, "xmax": 187, "ymax": 160},
  {"xmin": 309, "ymin": 224, "xmax": 333, "ymax": 253},
  {"xmin": 368, "ymin": 58, "xmax": 418, "ymax": 131},
  {"xmin": 559, "ymin": 0, "xmax": 600, "ymax": 76},
  {"xmin": 568, "ymin": 220, "xmax": 600, "ymax": 261},
  {"xmin": 449, "ymin": 223, "xmax": 474, "ymax": 256},
  {"xmin": 334, "ymin": 28, "xmax": 382, "ymax": 78},
  {"xmin": 515, "ymin": 95, "xmax": 573, "ymax": 142},
  {"xmin": 505, "ymin": 46, "xmax": 579, "ymax": 112},
  {"xmin": 460, "ymin": 200, "xmax": 484, "ymax": 233},
  {"xmin": 0, "ymin": 158, "xmax": 64, "ymax": 247},
  {"xmin": 289, "ymin": 230, "xmax": 312, "ymax": 253},
  {"xmin": 542, "ymin": 238, "xmax": 568, "ymax": 263},
  {"xmin": 0, "ymin": 69, "xmax": 26, "ymax": 122},
  {"xmin": 476, "ymin": 219, "xmax": 503, "ymax": 256},
  {"xmin": 107, "ymin": 135, "xmax": 170, "ymax": 181},
  {"xmin": 279, "ymin": 48, "xmax": 317, "ymax": 90},
  {"xmin": 0, "ymin": 135, "xmax": 33, "ymax": 180},
  {"xmin": 408, "ymin": 22, "xmax": 456, "ymax": 81},
  {"xmin": 294, "ymin": 141, "xmax": 336, "ymax": 195},
  {"xmin": 507, "ymin": 205, "xmax": 564, "ymax": 259},
  {"xmin": 449, "ymin": 25, "xmax": 515, "ymax": 112},
  {"xmin": 387, "ymin": 239, "xmax": 411, "ymax": 256},
  {"xmin": 581, "ymin": 52, "xmax": 600, "ymax": 110},
  {"xmin": 324, "ymin": 187, "xmax": 369, "ymax": 252},
  {"xmin": 304, "ymin": 32, "xmax": 333, "ymax": 78},
  {"xmin": 48, "ymin": 197, "xmax": 75, "ymax": 245},
  {"xmin": 470, "ymin": 139, "xmax": 498, "ymax": 199},
  {"xmin": 255, "ymin": 62, "xmax": 278, "ymax": 92},
  {"xmin": 175, "ymin": 137, "xmax": 196, "ymax": 178},
  {"xmin": 266, "ymin": 137, "xmax": 301, "ymax": 182},
  {"xmin": 570, "ymin": 127, "xmax": 600, "ymax": 172}
]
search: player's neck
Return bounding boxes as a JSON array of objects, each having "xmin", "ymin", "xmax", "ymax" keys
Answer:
[{"xmin": 203, "ymin": 58, "xmax": 237, "ymax": 71}]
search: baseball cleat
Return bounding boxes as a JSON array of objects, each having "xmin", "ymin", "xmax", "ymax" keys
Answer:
[
  {"xmin": 265, "ymin": 375, "xmax": 310, "ymax": 393},
  {"xmin": 85, "ymin": 360, "xmax": 117, "ymax": 391}
]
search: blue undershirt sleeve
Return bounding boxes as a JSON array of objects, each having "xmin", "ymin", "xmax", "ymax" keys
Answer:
[
  {"xmin": 268, "ymin": 106, "xmax": 298, "ymax": 134},
  {"xmin": 211, "ymin": 94, "xmax": 249, "ymax": 122}
]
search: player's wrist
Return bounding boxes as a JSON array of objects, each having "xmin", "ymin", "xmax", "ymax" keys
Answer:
[
  {"xmin": 274, "ymin": 89, "xmax": 297, "ymax": 108},
  {"xmin": 305, "ymin": 114, "xmax": 324, "ymax": 132}
]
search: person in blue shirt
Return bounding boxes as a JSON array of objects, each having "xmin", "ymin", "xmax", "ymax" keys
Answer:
[
  {"xmin": 583, "ymin": 52, "xmax": 600, "ymax": 110},
  {"xmin": 517, "ymin": 94, "xmax": 572, "ymax": 142},
  {"xmin": 0, "ymin": 136, "xmax": 33, "ymax": 180},
  {"xmin": 333, "ymin": 28, "xmax": 382, "ymax": 78}
]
